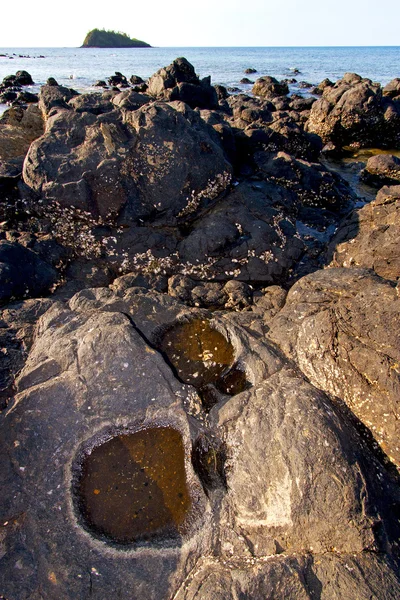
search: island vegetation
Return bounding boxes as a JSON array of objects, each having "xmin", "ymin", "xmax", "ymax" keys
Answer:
[{"xmin": 82, "ymin": 29, "xmax": 151, "ymax": 48}]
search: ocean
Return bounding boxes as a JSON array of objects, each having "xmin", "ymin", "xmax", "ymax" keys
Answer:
[{"xmin": 1, "ymin": 46, "xmax": 399, "ymax": 109}]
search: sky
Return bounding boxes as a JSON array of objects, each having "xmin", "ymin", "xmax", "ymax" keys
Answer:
[{"xmin": 1, "ymin": 0, "xmax": 399, "ymax": 47}]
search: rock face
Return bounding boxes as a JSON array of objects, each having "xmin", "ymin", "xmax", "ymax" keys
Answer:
[
  {"xmin": 1, "ymin": 288, "xmax": 399, "ymax": 599},
  {"xmin": 268, "ymin": 267, "xmax": 400, "ymax": 468},
  {"xmin": 147, "ymin": 57, "xmax": 218, "ymax": 110},
  {"xmin": 306, "ymin": 72, "xmax": 400, "ymax": 148},
  {"xmin": 252, "ymin": 76, "xmax": 289, "ymax": 99},
  {"xmin": 22, "ymin": 98, "xmax": 231, "ymax": 223},
  {"xmin": 327, "ymin": 185, "xmax": 400, "ymax": 281}
]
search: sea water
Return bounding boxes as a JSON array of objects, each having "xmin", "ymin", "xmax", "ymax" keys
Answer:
[{"xmin": 0, "ymin": 46, "xmax": 399, "ymax": 104}]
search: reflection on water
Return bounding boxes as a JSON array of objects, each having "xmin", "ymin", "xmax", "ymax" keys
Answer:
[
  {"xmin": 323, "ymin": 148, "xmax": 400, "ymax": 205},
  {"xmin": 76, "ymin": 427, "xmax": 191, "ymax": 544},
  {"xmin": 160, "ymin": 319, "xmax": 235, "ymax": 387}
]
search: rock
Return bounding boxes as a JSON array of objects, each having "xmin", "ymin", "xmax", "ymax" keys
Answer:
[
  {"xmin": 147, "ymin": 58, "xmax": 218, "ymax": 110},
  {"xmin": 252, "ymin": 76, "xmax": 289, "ymax": 99},
  {"xmin": 268, "ymin": 267, "xmax": 400, "ymax": 469},
  {"xmin": 240, "ymin": 78, "xmax": 253, "ymax": 85},
  {"xmin": 108, "ymin": 71, "xmax": 128, "ymax": 86},
  {"xmin": 46, "ymin": 77, "xmax": 59, "ymax": 86},
  {"xmin": 130, "ymin": 74, "xmax": 145, "ymax": 85},
  {"xmin": 254, "ymin": 150, "xmax": 355, "ymax": 221},
  {"xmin": 0, "ymin": 104, "xmax": 44, "ymax": 162},
  {"xmin": 38, "ymin": 84, "xmax": 79, "ymax": 114},
  {"xmin": 111, "ymin": 89, "xmax": 150, "ymax": 110},
  {"xmin": 244, "ymin": 68, "xmax": 257, "ymax": 74},
  {"xmin": 94, "ymin": 79, "xmax": 107, "ymax": 87},
  {"xmin": 383, "ymin": 78, "xmax": 400, "ymax": 99},
  {"xmin": 67, "ymin": 92, "xmax": 114, "ymax": 114},
  {"xmin": 214, "ymin": 84, "xmax": 229, "ymax": 100},
  {"xmin": 15, "ymin": 70, "xmax": 34, "ymax": 86},
  {"xmin": 298, "ymin": 81, "xmax": 313, "ymax": 88},
  {"xmin": 289, "ymin": 95, "xmax": 316, "ymax": 111},
  {"xmin": 306, "ymin": 73, "xmax": 400, "ymax": 148},
  {"xmin": 360, "ymin": 153, "xmax": 400, "ymax": 187},
  {"xmin": 327, "ymin": 184, "xmax": 400, "ymax": 281},
  {"xmin": 177, "ymin": 179, "xmax": 305, "ymax": 284},
  {"xmin": 0, "ymin": 241, "xmax": 59, "ymax": 304},
  {"xmin": 22, "ymin": 100, "xmax": 232, "ymax": 224},
  {"xmin": 16, "ymin": 90, "xmax": 39, "ymax": 104}
]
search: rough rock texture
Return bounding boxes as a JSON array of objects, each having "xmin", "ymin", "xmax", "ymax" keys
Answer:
[
  {"xmin": 306, "ymin": 73, "xmax": 400, "ymax": 148},
  {"xmin": 0, "ymin": 104, "xmax": 44, "ymax": 162},
  {"xmin": 360, "ymin": 153, "xmax": 400, "ymax": 187},
  {"xmin": 327, "ymin": 185, "xmax": 400, "ymax": 281},
  {"xmin": 268, "ymin": 267, "xmax": 400, "ymax": 468},
  {"xmin": 147, "ymin": 57, "xmax": 218, "ymax": 109},
  {"xmin": 22, "ymin": 100, "xmax": 232, "ymax": 223},
  {"xmin": 252, "ymin": 76, "xmax": 289, "ymax": 99},
  {"xmin": 176, "ymin": 179, "xmax": 305, "ymax": 284},
  {"xmin": 1, "ymin": 288, "xmax": 399, "ymax": 599}
]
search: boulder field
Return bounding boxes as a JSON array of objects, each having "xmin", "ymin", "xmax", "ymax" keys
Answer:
[{"xmin": 1, "ymin": 58, "xmax": 400, "ymax": 599}]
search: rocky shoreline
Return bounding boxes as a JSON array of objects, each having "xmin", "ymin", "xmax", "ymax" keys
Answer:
[{"xmin": 0, "ymin": 57, "xmax": 400, "ymax": 599}]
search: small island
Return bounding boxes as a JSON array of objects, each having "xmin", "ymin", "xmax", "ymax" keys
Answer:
[{"xmin": 82, "ymin": 28, "xmax": 151, "ymax": 48}]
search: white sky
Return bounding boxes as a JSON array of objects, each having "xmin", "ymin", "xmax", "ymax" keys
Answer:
[{"xmin": 1, "ymin": 0, "xmax": 399, "ymax": 47}]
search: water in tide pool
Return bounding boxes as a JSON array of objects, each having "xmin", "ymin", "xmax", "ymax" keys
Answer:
[{"xmin": 0, "ymin": 46, "xmax": 399, "ymax": 112}]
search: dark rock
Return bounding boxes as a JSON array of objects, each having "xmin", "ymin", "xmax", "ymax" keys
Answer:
[
  {"xmin": 94, "ymin": 79, "xmax": 107, "ymax": 87},
  {"xmin": 16, "ymin": 90, "xmax": 39, "ymax": 103},
  {"xmin": 46, "ymin": 77, "xmax": 59, "ymax": 86},
  {"xmin": 240, "ymin": 78, "xmax": 253, "ymax": 85},
  {"xmin": 327, "ymin": 184, "xmax": 400, "ymax": 281},
  {"xmin": 214, "ymin": 84, "xmax": 229, "ymax": 100},
  {"xmin": 0, "ymin": 89, "xmax": 18, "ymax": 103},
  {"xmin": 252, "ymin": 76, "xmax": 289, "ymax": 99},
  {"xmin": 306, "ymin": 73, "xmax": 400, "ymax": 148},
  {"xmin": 39, "ymin": 84, "xmax": 79, "ymax": 114},
  {"xmin": 360, "ymin": 153, "xmax": 400, "ymax": 187},
  {"xmin": 147, "ymin": 58, "xmax": 218, "ymax": 110},
  {"xmin": 15, "ymin": 70, "xmax": 34, "ymax": 85},
  {"xmin": 107, "ymin": 71, "xmax": 128, "ymax": 86},
  {"xmin": 0, "ymin": 241, "xmax": 59, "ymax": 304},
  {"xmin": 130, "ymin": 75, "xmax": 145, "ymax": 85},
  {"xmin": 244, "ymin": 68, "xmax": 257, "ymax": 74},
  {"xmin": 254, "ymin": 151, "xmax": 355, "ymax": 220},
  {"xmin": 177, "ymin": 179, "xmax": 305, "ymax": 284},
  {"xmin": 22, "ymin": 101, "xmax": 232, "ymax": 224},
  {"xmin": 298, "ymin": 81, "xmax": 313, "ymax": 88},
  {"xmin": 289, "ymin": 96, "xmax": 316, "ymax": 111}
]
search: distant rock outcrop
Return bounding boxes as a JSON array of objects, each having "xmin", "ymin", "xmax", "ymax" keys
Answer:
[{"xmin": 82, "ymin": 28, "xmax": 151, "ymax": 48}]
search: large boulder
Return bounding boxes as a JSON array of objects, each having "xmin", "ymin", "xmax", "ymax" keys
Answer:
[
  {"xmin": 147, "ymin": 57, "xmax": 218, "ymax": 110},
  {"xmin": 327, "ymin": 184, "xmax": 400, "ymax": 281},
  {"xmin": 268, "ymin": 267, "xmax": 400, "ymax": 469},
  {"xmin": 22, "ymin": 100, "xmax": 232, "ymax": 224},
  {"xmin": 252, "ymin": 76, "xmax": 289, "ymax": 99},
  {"xmin": 1, "ymin": 288, "xmax": 399, "ymax": 599},
  {"xmin": 306, "ymin": 73, "xmax": 400, "ymax": 148}
]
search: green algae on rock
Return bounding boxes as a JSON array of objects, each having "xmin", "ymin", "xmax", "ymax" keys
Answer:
[{"xmin": 82, "ymin": 29, "xmax": 151, "ymax": 48}]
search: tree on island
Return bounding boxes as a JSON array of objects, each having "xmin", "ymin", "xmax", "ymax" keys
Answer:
[{"xmin": 82, "ymin": 29, "xmax": 151, "ymax": 48}]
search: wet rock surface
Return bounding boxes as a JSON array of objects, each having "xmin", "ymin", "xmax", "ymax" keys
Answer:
[{"xmin": 1, "ymin": 58, "xmax": 400, "ymax": 599}]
